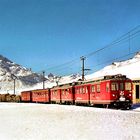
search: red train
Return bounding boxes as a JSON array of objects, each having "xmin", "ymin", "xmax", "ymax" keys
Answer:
[
  {"xmin": 21, "ymin": 74, "xmax": 133, "ymax": 109},
  {"xmin": 21, "ymin": 91, "xmax": 32, "ymax": 102}
]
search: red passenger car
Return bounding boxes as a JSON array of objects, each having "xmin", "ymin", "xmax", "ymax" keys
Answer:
[
  {"xmin": 74, "ymin": 83, "xmax": 90, "ymax": 105},
  {"xmin": 90, "ymin": 80, "xmax": 111, "ymax": 105},
  {"xmin": 50, "ymin": 86, "xmax": 61, "ymax": 104},
  {"xmin": 21, "ymin": 91, "xmax": 32, "ymax": 102},
  {"xmin": 32, "ymin": 89, "xmax": 50, "ymax": 103},
  {"xmin": 60, "ymin": 84, "xmax": 75, "ymax": 104}
]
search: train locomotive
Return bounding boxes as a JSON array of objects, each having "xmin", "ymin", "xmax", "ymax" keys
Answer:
[{"xmin": 20, "ymin": 74, "xmax": 133, "ymax": 109}]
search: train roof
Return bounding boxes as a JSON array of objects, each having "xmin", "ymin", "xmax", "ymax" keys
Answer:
[
  {"xmin": 31, "ymin": 88, "xmax": 50, "ymax": 92},
  {"xmin": 51, "ymin": 74, "xmax": 131, "ymax": 89},
  {"xmin": 76, "ymin": 74, "xmax": 131, "ymax": 85},
  {"xmin": 51, "ymin": 83, "xmax": 74, "ymax": 90},
  {"xmin": 21, "ymin": 90, "xmax": 32, "ymax": 93}
]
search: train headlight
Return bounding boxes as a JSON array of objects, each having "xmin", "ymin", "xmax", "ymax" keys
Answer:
[
  {"xmin": 129, "ymin": 94, "xmax": 132, "ymax": 97},
  {"xmin": 119, "ymin": 96, "xmax": 126, "ymax": 101},
  {"xmin": 112, "ymin": 94, "xmax": 115, "ymax": 97}
]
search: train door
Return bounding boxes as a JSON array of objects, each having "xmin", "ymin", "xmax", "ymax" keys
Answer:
[{"xmin": 136, "ymin": 85, "xmax": 140, "ymax": 101}]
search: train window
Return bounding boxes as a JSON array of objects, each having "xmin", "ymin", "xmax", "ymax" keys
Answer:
[
  {"xmin": 62, "ymin": 89, "xmax": 65, "ymax": 95},
  {"xmin": 91, "ymin": 85, "xmax": 95, "ymax": 92},
  {"xmin": 111, "ymin": 83, "xmax": 119, "ymax": 91},
  {"xmin": 66, "ymin": 91, "xmax": 69, "ymax": 95},
  {"xmin": 97, "ymin": 84, "xmax": 100, "ymax": 93},
  {"xmin": 85, "ymin": 87, "xmax": 88, "ymax": 93},
  {"xmin": 76, "ymin": 88, "xmax": 79, "ymax": 94},
  {"xmin": 106, "ymin": 83, "xmax": 109, "ymax": 92},
  {"xmin": 54, "ymin": 90, "xmax": 58, "ymax": 96},
  {"xmin": 80, "ymin": 87, "xmax": 83, "ymax": 94},
  {"xmin": 125, "ymin": 82, "xmax": 131, "ymax": 91},
  {"xmin": 66, "ymin": 89, "xmax": 69, "ymax": 95},
  {"xmin": 69, "ymin": 89, "xmax": 71, "ymax": 94},
  {"xmin": 83, "ymin": 87, "xmax": 85, "ymax": 94},
  {"xmin": 120, "ymin": 83, "xmax": 124, "ymax": 90}
]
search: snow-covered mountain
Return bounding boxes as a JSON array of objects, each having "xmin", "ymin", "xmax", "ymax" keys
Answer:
[
  {"xmin": 1, "ymin": 52, "xmax": 140, "ymax": 94},
  {"xmin": 0, "ymin": 55, "xmax": 45, "ymax": 93},
  {"xmin": 0, "ymin": 54, "xmax": 81, "ymax": 94},
  {"xmin": 86, "ymin": 52, "xmax": 140, "ymax": 80},
  {"xmin": 33, "ymin": 52, "xmax": 140, "ymax": 91}
]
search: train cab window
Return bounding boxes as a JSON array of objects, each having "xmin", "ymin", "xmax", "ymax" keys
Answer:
[
  {"xmin": 67, "ymin": 89, "xmax": 70, "ymax": 93},
  {"xmin": 106, "ymin": 83, "xmax": 110, "ymax": 92},
  {"xmin": 97, "ymin": 84, "xmax": 100, "ymax": 93},
  {"xmin": 68, "ymin": 89, "xmax": 70, "ymax": 93},
  {"xmin": 91, "ymin": 85, "xmax": 95, "ymax": 93},
  {"xmin": 69, "ymin": 89, "xmax": 72, "ymax": 94},
  {"xmin": 111, "ymin": 83, "xmax": 119, "ymax": 91},
  {"xmin": 120, "ymin": 83, "xmax": 124, "ymax": 90},
  {"xmin": 125, "ymin": 82, "xmax": 131, "ymax": 91}
]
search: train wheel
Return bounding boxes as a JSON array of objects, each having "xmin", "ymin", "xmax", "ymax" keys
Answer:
[
  {"xmin": 125, "ymin": 105, "xmax": 131, "ymax": 110},
  {"xmin": 103, "ymin": 104, "xmax": 109, "ymax": 109}
]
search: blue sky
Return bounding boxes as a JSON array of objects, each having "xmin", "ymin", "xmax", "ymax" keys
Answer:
[{"xmin": 0, "ymin": 0, "xmax": 140, "ymax": 75}]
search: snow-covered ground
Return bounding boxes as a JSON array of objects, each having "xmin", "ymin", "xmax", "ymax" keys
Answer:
[{"xmin": 0, "ymin": 103, "xmax": 140, "ymax": 140}]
